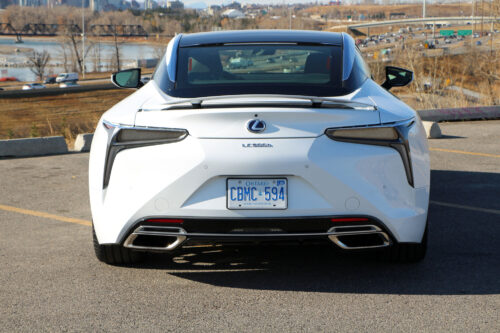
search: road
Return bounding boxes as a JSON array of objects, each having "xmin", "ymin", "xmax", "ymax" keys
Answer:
[{"xmin": 1, "ymin": 120, "xmax": 499, "ymax": 332}]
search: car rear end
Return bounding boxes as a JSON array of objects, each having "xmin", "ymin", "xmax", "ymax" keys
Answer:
[
  {"xmin": 90, "ymin": 100, "xmax": 428, "ymax": 252},
  {"xmin": 90, "ymin": 31, "xmax": 429, "ymax": 264}
]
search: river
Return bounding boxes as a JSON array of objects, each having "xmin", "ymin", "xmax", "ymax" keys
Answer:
[{"xmin": 0, "ymin": 37, "xmax": 161, "ymax": 81}]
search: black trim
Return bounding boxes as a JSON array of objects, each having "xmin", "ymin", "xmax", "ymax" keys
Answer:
[
  {"xmin": 178, "ymin": 30, "xmax": 343, "ymax": 47},
  {"xmin": 120, "ymin": 215, "xmax": 396, "ymax": 245}
]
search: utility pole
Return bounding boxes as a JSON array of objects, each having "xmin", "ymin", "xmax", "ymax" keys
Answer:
[
  {"xmin": 491, "ymin": 0, "xmax": 496, "ymax": 55},
  {"xmin": 471, "ymin": 0, "xmax": 475, "ymax": 48},
  {"xmin": 82, "ymin": 0, "xmax": 85, "ymax": 79},
  {"xmin": 480, "ymin": 0, "xmax": 484, "ymax": 36}
]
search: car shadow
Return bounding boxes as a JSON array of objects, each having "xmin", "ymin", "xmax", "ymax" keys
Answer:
[
  {"xmin": 439, "ymin": 134, "xmax": 465, "ymax": 139},
  {"xmin": 132, "ymin": 169, "xmax": 500, "ymax": 295}
]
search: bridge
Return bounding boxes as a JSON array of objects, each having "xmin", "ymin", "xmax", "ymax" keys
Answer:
[
  {"xmin": 347, "ymin": 16, "xmax": 500, "ymax": 36},
  {"xmin": 0, "ymin": 23, "xmax": 148, "ymax": 40}
]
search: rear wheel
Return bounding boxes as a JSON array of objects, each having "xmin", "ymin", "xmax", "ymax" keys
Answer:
[
  {"xmin": 385, "ymin": 225, "xmax": 428, "ymax": 263},
  {"xmin": 93, "ymin": 225, "xmax": 143, "ymax": 265}
]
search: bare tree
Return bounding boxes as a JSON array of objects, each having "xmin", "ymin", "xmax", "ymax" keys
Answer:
[
  {"xmin": 26, "ymin": 50, "xmax": 51, "ymax": 81},
  {"xmin": 152, "ymin": 45, "xmax": 166, "ymax": 60},
  {"xmin": 112, "ymin": 26, "xmax": 121, "ymax": 71}
]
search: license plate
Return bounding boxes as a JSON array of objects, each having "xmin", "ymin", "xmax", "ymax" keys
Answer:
[{"xmin": 227, "ymin": 178, "xmax": 287, "ymax": 210}]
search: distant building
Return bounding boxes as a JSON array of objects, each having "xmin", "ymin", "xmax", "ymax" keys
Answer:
[
  {"xmin": 166, "ymin": 0, "xmax": 183, "ymax": 10},
  {"xmin": 222, "ymin": 9, "xmax": 245, "ymax": 19},
  {"xmin": 224, "ymin": 1, "xmax": 241, "ymax": 10},
  {"xmin": 90, "ymin": 0, "xmax": 99, "ymax": 11},
  {"xmin": 130, "ymin": 0, "xmax": 140, "ymax": 9},
  {"xmin": 62, "ymin": 0, "xmax": 89, "ymax": 7},
  {"xmin": 19, "ymin": 0, "xmax": 47, "ymax": 6}
]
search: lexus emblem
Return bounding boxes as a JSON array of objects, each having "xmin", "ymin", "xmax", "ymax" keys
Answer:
[{"xmin": 247, "ymin": 119, "xmax": 266, "ymax": 133}]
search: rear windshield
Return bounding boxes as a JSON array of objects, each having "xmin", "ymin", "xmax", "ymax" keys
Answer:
[
  {"xmin": 154, "ymin": 44, "xmax": 364, "ymax": 97},
  {"xmin": 155, "ymin": 44, "xmax": 363, "ymax": 98}
]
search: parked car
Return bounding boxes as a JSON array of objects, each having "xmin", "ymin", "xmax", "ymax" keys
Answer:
[
  {"xmin": 92, "ymin": 30, "xmax": 429, "ymax": 265},
  {"xmin": 0, "ymin": 77, "xmax": 18, "ymax": 82},
  {"xmin": 228, "ymin": 57, "xmax": 252, "ymax": 69},
  {"xmin": 22, "ymin": 83, "xmax": 46, "ymax": 90},
  {"xmin": 43, "ymin": 76, "xmax": 57, "ymax": 84},
  {"xmin": 59, "ymin": 82, "xmax": 80, "ymax": 88},
  {"xmin": 55, "ymin": 72, "xmax": 78, "ymax": 83}
]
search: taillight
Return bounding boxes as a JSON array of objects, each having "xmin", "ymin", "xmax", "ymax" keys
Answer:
[
  {"xmin": 115, "ymin": 128, "xmax": 187, "ymax": 144},
  {"xmin": 326, "ymin": 127, "xmax": 398, "ymax": 141},
  {"xmin": 325, "ymin": 119, "xmax": 415, "ymax": 187},
  {"xmin": 102, "ymin": 121, "xmax": 188, "ymax": 188}
]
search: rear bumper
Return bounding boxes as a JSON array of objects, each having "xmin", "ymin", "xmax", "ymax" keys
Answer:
[{"xmin": 90, "ymin": 127, "xmax": 429, "ymax": 245}]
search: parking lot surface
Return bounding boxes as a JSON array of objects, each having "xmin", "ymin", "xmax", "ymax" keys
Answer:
[{"xmin": 1, "ymin": 120, "xmax": 499, "ymax": 332}]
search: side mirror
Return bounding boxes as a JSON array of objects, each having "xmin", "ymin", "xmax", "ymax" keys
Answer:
[
  {"xmin": 381, "ymin": 66, "xmax": 413, "ymax": 90},
  {"xmin": 111, "ymin": 68, "xmax": 143, "ymax": 89}
]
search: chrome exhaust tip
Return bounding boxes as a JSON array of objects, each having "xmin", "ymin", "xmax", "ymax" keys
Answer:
[
  {"xmin": 124, "ymin": 225, "xmax": 187, "ymax": 251},
  {"xmin": 327, "ymin": 225, "xmax": 391, "ymax": 250}
]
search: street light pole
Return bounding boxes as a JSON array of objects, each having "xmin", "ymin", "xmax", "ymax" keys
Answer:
[
  {"xmin": 472, "ymin": 0, "xmax": 476, "ymax": 48},
  {"xmin": 82, "ymin": 0, "xmax": 85, "ymax": 79}
]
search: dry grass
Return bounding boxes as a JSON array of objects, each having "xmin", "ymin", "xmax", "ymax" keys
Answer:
[
  {"xmin": 368, "ymin": 44, "xmax": 500, "ymax": 110},
  {"xmin": 0, "ymin": 89, "xmax": 132, "ymax": 146}
]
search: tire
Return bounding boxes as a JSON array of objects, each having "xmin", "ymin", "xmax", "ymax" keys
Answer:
[
  {"xmin": 93, "ymin": 225, "xmax": 143, "ymax": 265},
  {"xmin": 385, "ymin": 224, "xmax": 428, "ymax": 263}
]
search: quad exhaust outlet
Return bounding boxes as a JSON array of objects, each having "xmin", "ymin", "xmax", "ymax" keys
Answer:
[
  {"xmin": 124, "ymin": 225, "xmax": 187, "ymax": 251},
  {"xmin": 327, "ymin": 225, "xmax": 391, "ymax": 249},
  {"xmin": 123, "ymin": 222, "xmax": 392, "ymax": 251}
]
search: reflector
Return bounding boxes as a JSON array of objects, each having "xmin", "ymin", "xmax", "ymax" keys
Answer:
[
  {"xmin": 146, "ymin": 218, "xmax": 184, "ymax": 224},
  {"xmin": 331, "ymin": 217, "xmax": 369, "ymax": 222}
]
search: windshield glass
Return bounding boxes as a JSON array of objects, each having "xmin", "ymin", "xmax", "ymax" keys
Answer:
[{"xmin": 155, "ymin": 44, "xmax": 359, "ymax": 98}]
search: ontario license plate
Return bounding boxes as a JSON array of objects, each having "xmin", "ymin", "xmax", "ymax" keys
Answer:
[{"xmin": 227, "ymin": 178, "xmax": 287, "ymax": 210}]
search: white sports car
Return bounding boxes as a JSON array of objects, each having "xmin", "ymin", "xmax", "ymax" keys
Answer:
[{"xmin": 89, "ymin": 30, "xmax": 430, "ymax": 265}]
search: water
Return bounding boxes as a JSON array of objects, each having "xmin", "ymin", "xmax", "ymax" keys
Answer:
[{"xmin": 0, "ymin": 37, "xmax": 161, "ymax": 81}]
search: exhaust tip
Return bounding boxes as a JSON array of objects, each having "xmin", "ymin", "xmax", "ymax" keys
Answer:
[
  {"xmin": 124, "ymin": 226, "xmax": 187, "ymax": 251},
  {"xmin": 327, "ymin": 225, "xmax": 391, "ymax": 250}
]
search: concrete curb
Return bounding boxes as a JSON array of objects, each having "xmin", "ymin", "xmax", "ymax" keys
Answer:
[
  {"xmin": 0, "ymin": 136, "xmax": 68, "ymax": 158},
  {"xmin": 417, "ymin": 106, "xmax": 500, "ymax": 122},
  {"xmin": 74, "ymin": 133, "xmax": 94, "ymax": 152},
  {"xmin": 422, "ymin": 121, "xmax": 442, "ymax": 139}
]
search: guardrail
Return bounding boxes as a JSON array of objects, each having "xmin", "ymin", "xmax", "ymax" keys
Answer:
[
  {"xmin": 0, "ymin": 83, "xmax": 117, "ymax": 98},
  {"xmin": 418, "ymin": 106, "xmax": 500, "ymax": 122}
]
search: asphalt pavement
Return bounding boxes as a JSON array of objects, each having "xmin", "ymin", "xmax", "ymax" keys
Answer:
[{"xmin": 1, "ymin": 120, "xmax": 499, "ymax": 332}]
